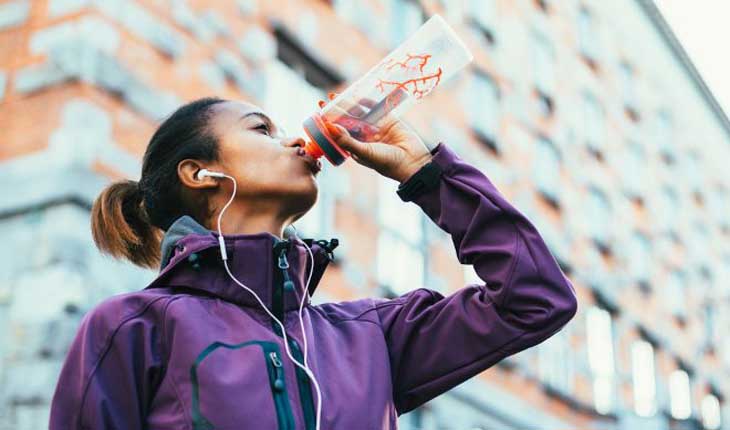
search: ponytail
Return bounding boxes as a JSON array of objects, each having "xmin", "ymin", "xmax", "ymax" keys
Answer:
[
  {"xmin": 90, "ymin": 97, "xmax": 224, "ymax": 269},
  {"xmin": 90, "ymin": 180, "xmax": 162, "ymax": 269}
]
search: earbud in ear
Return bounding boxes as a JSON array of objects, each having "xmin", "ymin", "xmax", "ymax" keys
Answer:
[{"xmin": 197, "ymin": 169, "xmax": 226, "ymax": 180}]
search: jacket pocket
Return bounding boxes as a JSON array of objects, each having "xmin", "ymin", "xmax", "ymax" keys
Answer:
[{"xmin": 190, "ymin": 340, "xmax": 296, "ymax": 430}]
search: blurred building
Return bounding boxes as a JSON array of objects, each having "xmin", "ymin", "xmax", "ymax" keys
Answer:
[{"xmin": 0, "ymin": 0, "xmax": 729, "ymax": 429}]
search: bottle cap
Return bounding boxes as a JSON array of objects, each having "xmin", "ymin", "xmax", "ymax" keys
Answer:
[{"xmin": 303, "ymin": 114, "xmax": 349, "ymax": 166}]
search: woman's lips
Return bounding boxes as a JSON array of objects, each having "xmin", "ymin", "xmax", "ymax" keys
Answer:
[{"xmin": 296, "ymin": 147, "xmax": 321, "ymax": 174}]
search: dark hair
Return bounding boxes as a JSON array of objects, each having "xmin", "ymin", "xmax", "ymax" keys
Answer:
[{"xmin": 90, "ymin": 97, "xmax": 226, "ymax": 268}]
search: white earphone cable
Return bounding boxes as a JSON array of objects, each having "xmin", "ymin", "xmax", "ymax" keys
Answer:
[
  {"xmin": 214, "ymin": 173, "xmax": 322, "ymax": 430},
  {"xmin": 290, "ymin": 223, "xmax": 315, "ymax": 369}
]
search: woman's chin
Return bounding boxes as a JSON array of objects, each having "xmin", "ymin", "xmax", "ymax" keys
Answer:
[{"xmin": 287, "ymin": 179, "xmax": 318, "ymax": 206}]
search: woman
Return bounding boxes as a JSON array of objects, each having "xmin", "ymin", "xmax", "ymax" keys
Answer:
[{"xmin": 49, "ymin": 97, "xmax": 577, "ymax": 429}]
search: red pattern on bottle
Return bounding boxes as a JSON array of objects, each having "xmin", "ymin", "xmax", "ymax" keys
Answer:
[
  {"xmin": 315, "ymin": 53, "xmax": 441, "ymax": 146},
  {"xmin": 376, "ymin": 53, "xmax": 443, "ymax": 100}
]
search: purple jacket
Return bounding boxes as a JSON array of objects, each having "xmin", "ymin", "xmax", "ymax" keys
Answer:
[{"xmin": 49, "ymin": 142, "xmax": 577, "ymax": 429}]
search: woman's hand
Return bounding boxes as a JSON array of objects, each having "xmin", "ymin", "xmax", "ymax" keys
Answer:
[{"xmin": 318, "ymin": 93, "xmax": 433, "ymax": 184}]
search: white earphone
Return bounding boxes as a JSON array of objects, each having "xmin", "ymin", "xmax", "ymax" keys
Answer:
[
  {"xmin": 197, "ymin": 168, "xmax": 323, "ymax": 430},
  {"xmin": 196, "ymin": 168, "xmax": 226, "ymax": 179}
]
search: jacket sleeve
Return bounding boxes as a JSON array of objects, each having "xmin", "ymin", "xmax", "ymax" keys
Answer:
[
  {"xmin": 375, "ymin": 142, "xmax": 578, "ymax": 415},
  {"xmin": 49, "ymin": 296, "xmax": 166, "ymax": 429}
]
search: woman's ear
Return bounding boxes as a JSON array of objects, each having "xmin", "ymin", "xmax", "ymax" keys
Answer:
[{"xmin": 178, "ymin": 159, "xmax": 220, "ymax": 190}]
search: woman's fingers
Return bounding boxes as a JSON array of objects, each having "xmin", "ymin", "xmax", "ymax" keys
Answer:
[
  {"xmin": 357, "ymin": 97, "xmax": 377, "ymax": 109},
  {"xmin": 327, "ymin": 123, "xmax": 375, "ymax": 160}
]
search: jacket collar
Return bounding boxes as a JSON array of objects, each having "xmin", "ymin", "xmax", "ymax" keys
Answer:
[{"xmin": 145, "ymin": 215, "xmax": 338, "ymax": 313}]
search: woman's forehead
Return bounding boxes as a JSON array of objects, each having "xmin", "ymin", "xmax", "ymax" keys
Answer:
[
  {"xmin": 210, "ymin": 101, "xmax": 272, "ymax": 132},
  {"xmin": 213, "ymin": 100, "xmax": 289, "ymax": 136},
  {"xmin": 215, "ymin": 100, "xmax": 264, "ymax": 118}
]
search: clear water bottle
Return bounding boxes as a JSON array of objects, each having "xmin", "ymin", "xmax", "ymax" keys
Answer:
[{"xmin": 302, "ymin": 13, "xmax": 474, "ymax": 165}]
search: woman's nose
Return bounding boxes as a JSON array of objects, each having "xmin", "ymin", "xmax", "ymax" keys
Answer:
[{"xmin": 281, "ymin": 136, "xmax": 306, "ymax": 149}]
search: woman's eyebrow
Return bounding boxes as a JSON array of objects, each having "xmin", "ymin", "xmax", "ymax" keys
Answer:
[{"xmin": 240, "ymin": 111, "xmax": 275, "ymax": 129}]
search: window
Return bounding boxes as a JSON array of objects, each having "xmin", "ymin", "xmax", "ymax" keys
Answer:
[
  {"xmin": 655, "ymin": 110, "xmax": 674, "ymax": 160},
  {"xmin": 681, "ymin": 150, "xmax": 704, "ymax": 194},
  {"xmin": 261, "ymin": 60, "xmax": 324, "ymax": 133},
  {"xmin": 664, "ymin": 271, "xmax": 687, "ymax": 321},
  {"xmin": 534, "ymin": 136, "xmax": 562, "ymax": 206},
  {"xmin": 577, "ymin": 7, "xmax": 599, "ymax": 67},
  {"xmin": 703, "ymin": 305, "xmax": 715, "ymax": 352},
  {"xmin": 377, "ymin": 176, "xmax": 423, "ymax": 243},
  {"xmin": 439, "ymin": 0, "xmax": 466, "ymax": 23},
  {"xmin": 376, "ymin": 230, "xmax": 425, "ymax": 296},
  {"xmin": 669, "ymin": 369, "xmax": 692, "ymax": 420},
  {"xmin": 582, "ymin": 92, "xmax": 605, "ymax": 155},
  {"xmin": 701, "ymin": 394, "xmax": 722, "ymax": 430},
  {"xmin": 429, "ymin": 119, "xmax": 472, "ymax": 158},
  {"xmin": 585, "ymin": 187, "xmax": 611, "ymax": 249},
  {"xmin": 294, "ymin": 191, "xmax": 330, "ymax": 238},
  {"xmin": 11, "ymin": 264, "xmax": 87, "ymax": 323},
  {"xmin": 586, "ymin": 306, "xmax": 615, "ymax": 414},
  {"xmin": 708, "ymin": 186, "xmax": 729, "ymax": 229},
  {"xmin": 333, "ymin": 0, "xmax": 384, "ymax": 47},
  {"xmin": 625, "ymin": 232, "xmax": 652, "ymax": 284},
  {"xmin": 631, "ymin": 339, "xmax": 657, "ymax": 417},
  {"xmin": 271, "ymin": 23, "xmax": 344, "ymax": 89},
  {"xmin": 538, "ymin": 328, "xmax": 574, "ymax": 394},
  {"xmin": 619, "ymin": 62, "xmax": 638, "ymax": 118},
  {"xmin": 619, "ymin": 141, "xmax": 647, "ymax": 198},
  {"xmin": 463, "ymin": 71, "xmax": 499, "ymax": 151},
  {"xmin": 376, "ymin": 176, "xmax": 425, "ymax": 295},
  {"xmin": 389, "ymin": 0, "xmax": 423, "ymax": 48},
  {"xmin": 533, "ymin": 33, "xmax": 556, "ymax": 97},
  {"xmin": 466, "ymin": 0, "xmax": 496, "ymax": 43},
  {"xmin": 533, "ymin": 218, "xmax": 572, "ymax": 275},
  {"xmin": 535, "ymin": 0, "xmax": 550, "ymax": 12},
  {"xmin": 652, "ymin": 185, "xmax": 680, "ymax": 233}
]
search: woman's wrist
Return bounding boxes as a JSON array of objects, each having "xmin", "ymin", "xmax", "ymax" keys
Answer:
[
  {"xmin": 396, "ymin": 160, "xmax": 444, "ymax": 202},
  {"xmin": 395, "ymin": 153, "xmax": 434, "ymax": 185}
]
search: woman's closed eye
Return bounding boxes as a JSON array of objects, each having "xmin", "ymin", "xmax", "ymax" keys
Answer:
[{"xmin": 253, "ymin": 123, "xmax": 271, "ymax": 136}]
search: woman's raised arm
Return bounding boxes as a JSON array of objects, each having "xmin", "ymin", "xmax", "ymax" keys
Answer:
[{"xmin": 372, "ymin": 141, "xmax": 577, "ymax": 415}]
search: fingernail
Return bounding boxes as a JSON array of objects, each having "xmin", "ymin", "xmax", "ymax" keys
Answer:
[
  {"xmin": 328, "ymin": 92, "xmax": 337, "ymax": 100},
  {"xmin": 318, "ymin": 100, "xmax": 326, "ymax": 108}
]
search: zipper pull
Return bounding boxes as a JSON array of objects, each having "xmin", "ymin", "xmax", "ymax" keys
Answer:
[
  {"xmin": 278, "ymin": 249, "xmax": 295, "ymax": 292},
  {"xmin": 277, "ymin": 247, "xmax": 290, "ymax": 269},
  {"xmin": 269, "ymin": 351, "xmax": 285, "ymax": 392}
]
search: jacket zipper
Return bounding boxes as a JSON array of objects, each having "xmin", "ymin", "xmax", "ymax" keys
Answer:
[
  {"xmin": 266, "ymin": 348, "xmax": 295, "ymax": 430},
  {"xmin": 271, "ymin": 238, "xmax": 317, "ymax": 430},
  {"xmin": 272, "ymin": 239, "xmax": 291, "ymax": 331}
]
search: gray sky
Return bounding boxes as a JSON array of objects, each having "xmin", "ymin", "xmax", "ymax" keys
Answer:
[{"xmin": 654, "ymin": 0, "xmax": 730, "ymax": 117}]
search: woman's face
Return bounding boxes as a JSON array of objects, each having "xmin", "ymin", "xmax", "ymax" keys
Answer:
[{"xmin": 207, "ymin": 101, "xmax": 321, "ymax": 220}]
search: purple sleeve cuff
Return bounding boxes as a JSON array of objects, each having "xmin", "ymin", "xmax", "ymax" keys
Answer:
[{"xmin": 396, "ymin": 142, "xmax": 450, "ymax": 202}]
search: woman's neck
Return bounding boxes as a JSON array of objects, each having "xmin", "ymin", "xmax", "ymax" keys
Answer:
[{"xmin": 210, "ymin": 199, "xmax": 291, "ymax": 239}]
